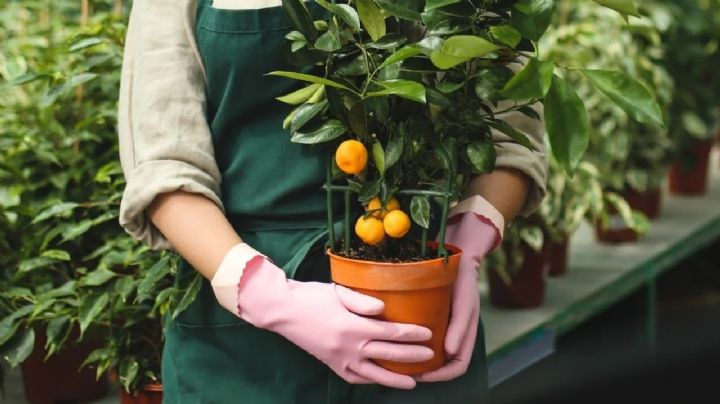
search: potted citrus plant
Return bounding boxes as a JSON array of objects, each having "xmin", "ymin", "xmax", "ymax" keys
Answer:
[{"xmin": 270, "ymin": 0, "xmax": 663, "ymax": 368}]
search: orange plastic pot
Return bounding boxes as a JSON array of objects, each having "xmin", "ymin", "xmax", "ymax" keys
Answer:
[
  {"xmin": 120, "ymin": 384, "xmax": 163, "ymax": 404},
  {"xmin": 669, "ymin": 140, "xmax": 713, "ymax": 196},
  {"xmin": 328, "ymin": 242, "xmax": 460, "ymax": 375}
]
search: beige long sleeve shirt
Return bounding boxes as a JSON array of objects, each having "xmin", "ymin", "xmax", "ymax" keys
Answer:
[{"xmin": 118, "ymin": 0, "xmax": 548, "ymax": 250}]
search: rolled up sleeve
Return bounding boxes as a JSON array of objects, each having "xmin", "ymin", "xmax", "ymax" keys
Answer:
[
  {"xmin": 491, "ymin": 101, "xmax": 548, "ymax": 216},
  {"xmin": 118, "ymin": 0, "xmax": 223, "ymax": 250}
]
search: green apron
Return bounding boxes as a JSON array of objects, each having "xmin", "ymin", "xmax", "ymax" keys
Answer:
[{"xmin": 161, "ymin": 1, "xmax": 489, "ymax": 402}]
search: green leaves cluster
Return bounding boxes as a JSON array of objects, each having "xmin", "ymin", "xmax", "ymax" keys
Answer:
[
  {"xmin": 273, "ymin": 0, "xmax": 661, "ymax": 238},
  {"xmin": 0, "ymin": 0, "xmax": 198, "ymax": 393}
]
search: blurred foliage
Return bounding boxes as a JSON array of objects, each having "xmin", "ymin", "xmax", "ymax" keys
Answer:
[
  {"xmin": 0, "ymin": 0, "xmax": 196, "ymax": 393},
  {"xmin": 647, "ymin": 0, "xmax": 720, "ymax": 150},
  {"xmin": 543, "ymin": 3, "xmax": 674, "ymax": 193}
]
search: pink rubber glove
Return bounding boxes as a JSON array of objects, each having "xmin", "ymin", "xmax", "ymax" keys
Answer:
[
  {"xmin": 416, "ymin": 196, "xmax": 503, "ymax": 382},
  {"xmin": 211, "ymin": 244, "xmax": 434, "ymax": 390}
]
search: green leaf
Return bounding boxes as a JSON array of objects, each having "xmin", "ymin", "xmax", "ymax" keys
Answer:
[
  {"xmin": 114, "ymin": 277, "xmax": 136, "ymax": 303},
  {"xmin": 283, "ymin": 0, "xmax": 318, "ymax": 40},
  {"xmin": 314, "ymin": 19, "xmax": 342, "ymax": 52},
  {"xmin": 45, "ymin": 315, "xmax": 70, "ymax": 356},
  {"xmin": 467, "ymin": 142, "xmax": 496, "ymax": 174},
  {"xmin": 10, "ymin": 73, "xmax": 44, "ymax": 86},
  {"xmin": 490, "ymin": 25, "xmax": 522, "ymax": 47},
  {"xmin": 4, "ymin": 328, "xmax": 35, "ymax": 367},
  {"xmin": 520, "ymin": 227, "xmax": 544, "ymax": 252},
  {"xmin": 511, "ymin": 0, "xmax": 556, "ymax": 42},
  {"xmin": 545, "ymin": 75, "xmax": 590, "ymax": 172},
  {"xmin": 372, "ymin": 141, "xmax": 386, "ymax": 177},
  {"xmin": 359, "ymin": 178, "xmax": 382, "ymax": 204},
  {"xmin": 378, "ymin": 46, "xmax": 423, "ymax": 70},
  {"xmin": 425, "ymin": 0, "xmax": 462, "ymax": 11},
  {"xmin": 384, "ymin": 137, "xmax": 404, "ymax": 170},
  {"xmin": 60, "ymin": 220, "xmax": 94, "ymax": 243},
  {"xmin": 137, "ymin": 256, "xmax": 171, "ymax": 297},
  {"xmin": 291, "ymin": 100, "xmax": 328, "ymax": 133},
  {"xmin": 410, "ymin": 196, "xmax": 431, "ymax": 229},
  {"xmin": 267, "ymin": 71, "xmax": 350, "ymax": 90},
  {"xmin": 291, "ymin": 120, "xmax": 347, "ymax": 144},
  {"xmin": 367, "ymin": 80, "xmax": 426, "ymax": 103},
  {"xmin": 18, "ymin": 257, "xmax": 60, "ymax": 273},
  {"xmin": 436, "ymin": 81, "xmax": 465, "ymax": 94},
  {"xmin": 80, "ymin": 268, "xmax": 117, "ymax": 287},
  {"xmin": 276, "ymin": 83, "xmax": 323, "ymax": 105},
  {"xmin": 41, "ymin": 249, "xmax": 71, "ymax": 261},
  {"xmin": 315, "ymin": 0, "xmax": 361, "ymax": 31},
  {"xmin": 487, "ymin": 120, "xmax": 536, "ymax": 150},
  {"xmin": 500, "ymin": 58, "xmax": 554, "ymax": 101},
  {"xmin": 592, "ymin": 0, "xmax": 640, "ymax": 19},
  {"xmin": 119, "ymin": 357, "xmax": 140, "ymax": 393},
  {"xmin": 78, "ymin": 294, "xmax": 110, "ymax": 335},
  {"xmin": 474, "ymin": 66, "xmax": 513, "ymax": 101},
  {"xmin": 374, "ymin": 0, "xmax": 424, "ymax": 21},
  {"xmin": 69, "ymin": 37, "xmax": 103, "ymax": 52},
  {"xmin": 580, "ymin": 69, "xmax": 664, "ymax": 127},
  {"xmin": 171, "ymin": 274, "xmax": 203, "ymax": 319},
  {"xmin": 32, "ymin": 202, "xmax": 79, "ymax": 224},
  {"xmin": 348, "ymin": 102, "xmax": 368, "ymax": 136},
  {"xmin": 0, "ymin": 306, "xmax": 34, "ymax": 346},
  {"xmin": 368, "ymin": 33, "xmax": 406, "ymax": 50},
  {"xmin": 357, "ymin": 0, "xmax": 386, "ymax": 42},
  {"xmin": 430, "ymin": 36, "xmax": 501, "ymax": 69}
]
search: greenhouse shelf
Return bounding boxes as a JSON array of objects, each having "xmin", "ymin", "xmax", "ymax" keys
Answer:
[{"xmin": 484, "ymin": 151, "xmax": 720, "ymax": 388}]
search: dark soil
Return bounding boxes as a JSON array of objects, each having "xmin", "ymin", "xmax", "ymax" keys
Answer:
[{"xmin": 333, "ymin": 237, "xmax": 439, "ymax": 263}]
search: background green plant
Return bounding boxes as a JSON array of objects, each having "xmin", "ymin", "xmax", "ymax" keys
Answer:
[
  {"xmin": 0, "ymin": 0, "xmax": 198, "ymax": 393},
  {"xmin": 648, "ymin": 0, "xmax": 720, "ymax": 154},
  {"xmin": 542, "ymin": 3, "xmax": 674, "ymax": 193}
]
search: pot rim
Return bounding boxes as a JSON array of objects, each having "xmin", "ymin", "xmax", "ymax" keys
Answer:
[
  {"xmin": 328, "ymin": 241, "xmax": 461, "ymax": 291},
  {"xmin": 326, "ymin": 240, "xmax": 462, "ymax": 267}
]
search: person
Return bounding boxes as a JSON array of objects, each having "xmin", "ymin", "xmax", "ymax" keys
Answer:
[{"xmin": 118, "ymin": 0, "xmax": 548, "ymax": 402}]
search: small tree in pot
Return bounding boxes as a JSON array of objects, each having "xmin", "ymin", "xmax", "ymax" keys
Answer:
[{"xmin": 271, "ymin": 0, "xmax": 662, "ymax": 370}]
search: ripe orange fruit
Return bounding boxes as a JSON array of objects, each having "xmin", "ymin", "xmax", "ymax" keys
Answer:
[
  {"xmin": 335, "ymin": 140, "xmax": 368, "ymax": 175},
  {"xmin": 355, "ymin": 216, "xmax": 385, "ymax": 245},
  {"xmin": 383, "ymin": 210, "xmax": 411, "ymax": 238},
  {"xmin": 367, "ymin": 197, "xmax": 401, "ymax": 219}
]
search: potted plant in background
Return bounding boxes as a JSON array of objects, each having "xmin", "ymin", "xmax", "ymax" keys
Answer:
[
  {"xmin": 0, "ymin": 1, "xmax": 192, "ymax": 403},
  {"xmin": 541, "ymin": 2, "xmax": 671, "ymax": 243},
  {"xmin": 649, "ymin": 0, "xmax": 720, "ymax": 195}
]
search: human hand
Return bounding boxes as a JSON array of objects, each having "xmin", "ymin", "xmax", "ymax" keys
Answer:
[
  {"xmin": 211, "ymin": 244, "xmax": 434, "ymax": 389},
  {"xmin": 416, "ymin": 202, "xmax": 501, "ymax": 382}
]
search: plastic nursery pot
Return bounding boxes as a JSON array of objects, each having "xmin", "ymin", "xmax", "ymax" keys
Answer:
[
  {"xmin": 20, "ymin": 327, "xmax": 108, "ymax": 404},
  {"xmin": 120, "ymin": 384, "xmax": 163, "ymax": 404},
  {"xmin": 328, "ymin": 241, "xmax": 460, "ymax": 375},
  {"xmin": 669, "ymin": 140, "xmax": 713, "ymax": 196},
  {"xmin": 487, "ymin": 244, "xmax": 548, "ymax": 308},
  {"xmin": 548, "ymin": 236, "xmax": 570, "ymax": 277},
  {"xmin": 594, "ymin": 187, "xmax": 659, "ymax": 244},
  {"xmin": 622, "ymin": 187, "xmax": 663, "ymax": 220}
]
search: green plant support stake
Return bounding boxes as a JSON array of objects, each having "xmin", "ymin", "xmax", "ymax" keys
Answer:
[
  {"xmin": 344, "ymin": 189, "xmax": 351, "ymax": 256},
  {"xmin": 326, "ymin": 157, "xmax": 336, "ymax": 253},
  {"xmin": 420, "ymin": 227, "xmax": 428, "ymax": 259}
]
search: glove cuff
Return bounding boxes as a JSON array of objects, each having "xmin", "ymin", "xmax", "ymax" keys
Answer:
[
  {"xmin": 449, "ymin": 195, "xmax": 504, "ymax": 250},
  {"xmin": 211, "ymin": 243, "xmax": 267, "ymax": 316}
]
